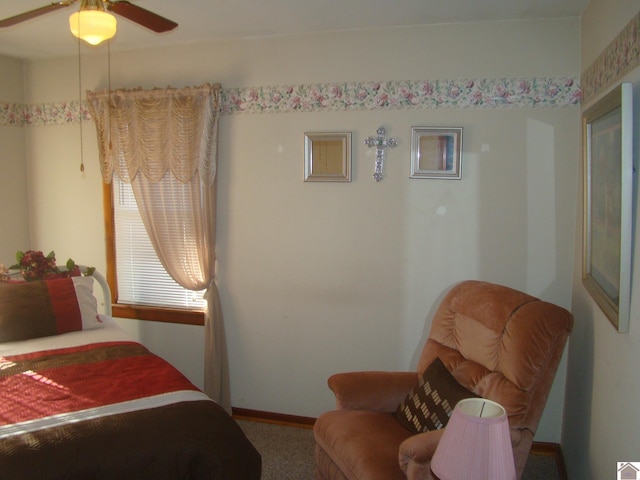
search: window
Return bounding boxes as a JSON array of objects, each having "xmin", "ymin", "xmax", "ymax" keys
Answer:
[{"xmin": 105, "ymin": 178, "xmax": 205, "ymax": 326}]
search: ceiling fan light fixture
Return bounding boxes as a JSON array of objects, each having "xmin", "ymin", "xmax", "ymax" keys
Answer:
[{"xmin": 69, "ymin": 9, "xmax": 117, "ymax": 46}]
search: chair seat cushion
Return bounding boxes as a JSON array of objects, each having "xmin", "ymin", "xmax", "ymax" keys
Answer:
[{"xmin": 313, "ymin": 410, "xmax": 413, "ymax": 480}]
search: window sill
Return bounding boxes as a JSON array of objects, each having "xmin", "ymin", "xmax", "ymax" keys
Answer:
[{"xmin": 112, "ymin": 304, "xmax": 205, "ymax": 326}]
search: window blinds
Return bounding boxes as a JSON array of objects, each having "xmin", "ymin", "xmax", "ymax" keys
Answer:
[{"xmin": 113, "ymin": 178, "xmax": 205, "ymax": 310}]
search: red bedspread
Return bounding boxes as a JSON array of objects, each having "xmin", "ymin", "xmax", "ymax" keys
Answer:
[
  {"xmin": 0, "ymin": 341, "xmax": 261, "ymax": 480},
  {"xmin": 1, "ymin": 342, "xmax": 198, "ymax": 425}
]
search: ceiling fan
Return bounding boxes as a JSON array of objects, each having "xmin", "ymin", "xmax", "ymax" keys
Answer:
[{"xmin": 0, "ymin": 1, "xmax": 178, "ymax": 45}]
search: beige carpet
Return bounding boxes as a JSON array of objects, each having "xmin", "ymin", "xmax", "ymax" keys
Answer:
[
  {"xmin": 237, "ymin": 419, "xmax": 561, "ymax": 480},
  {"xmin": 238, "ymin": 420, "xmax": 315, "ymax": 479}
]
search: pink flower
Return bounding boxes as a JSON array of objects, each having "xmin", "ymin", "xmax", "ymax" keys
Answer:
[
  {"xmin": 246, "ymin": 90, "xmax": 259, "ymax": 102},
  {"xmin": 470, "ymin": 90, "xmax": 484, "ymax": 104},
  {"xmin": 376, "ymin": 93, "xmax": 389, "ymax": 106},
  {"xmin": 421, "ymin": 82, "xmax": 434, "ymax": 96},
  {"xmin": 494, "ymin": 85, "xmax": 508, "ymax": 98},
  {"xmin": 356, "ymin": 88, "xmax": 368, "ymax": 100},
  {"xmin": 517, "ymin": 81, "xmax": 531, "ymax": 94},
  {"xmin": 311, "ymin": 89, "xmax": 326, "ymax": 105},
  {"xmin": 569, "ymin": 91, "xmax": 582, "ymax": 104},
  {"xmin": 330, "ymin": 85, "xmax": 343, "ymax": 98},
  {"xmin": 398, "ymin": 87, "xmax": 412, "ymax": 99}
]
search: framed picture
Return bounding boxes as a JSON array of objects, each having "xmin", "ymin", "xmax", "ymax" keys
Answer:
[
  {"xmin": 582, "ymin": 83, "xmax": 633, "ymax": 332},
  {"xmin": 304, "ymin": 132, "xmax": 351, "ymax": 182},
  {"xmin": 410, "ymin": 127, "xmax": 462, "ymax": 179}
]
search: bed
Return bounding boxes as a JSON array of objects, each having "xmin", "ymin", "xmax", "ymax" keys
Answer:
[{"xmin": 0, "ymin": 268, "xmax": 261, "ymax": 480}]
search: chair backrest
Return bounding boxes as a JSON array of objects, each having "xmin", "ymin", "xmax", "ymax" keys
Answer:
[{"xmin": 417, "ymin": 280, "xmax": 573, "ymax": 436}]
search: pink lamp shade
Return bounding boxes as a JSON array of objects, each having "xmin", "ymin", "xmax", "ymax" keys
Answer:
[{"xmin": 431, "ymin": 397, "xmax": 516, "ymax": 480}]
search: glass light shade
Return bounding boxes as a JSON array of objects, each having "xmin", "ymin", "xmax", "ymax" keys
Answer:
[
  {"xmin": 431, "ymin": 398, "xmax": 516, "ymax": 480},
  {"xmin": 69, "ymin": 10, "xmax": 117, "ymax": 46}
]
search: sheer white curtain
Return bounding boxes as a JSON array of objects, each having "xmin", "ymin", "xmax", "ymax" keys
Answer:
[{"xmin": 86, "ymin": 83, "xmax": 231, "ymax": 413}]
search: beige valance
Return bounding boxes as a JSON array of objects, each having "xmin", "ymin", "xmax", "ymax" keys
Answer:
[{"xmin": 86, "ymin": 83, "xmax": 221, "ymax": 185}]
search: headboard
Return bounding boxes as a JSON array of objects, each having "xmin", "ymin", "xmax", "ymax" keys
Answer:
[{"xmin": 78, "ymin": 266, "xmax": 112, "ymax": 317}]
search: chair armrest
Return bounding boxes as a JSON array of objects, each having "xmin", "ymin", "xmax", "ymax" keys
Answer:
[
  {"xmin": 399, "ymin": 427, "xmax": 528, "ymax": 480},
  {"xmin": 328, "ymin": 371, "xmax": 418, "ymax": 412},
  {"xmin": 398, "ymin": 429, "xmax": 446, "ymax": 479}
]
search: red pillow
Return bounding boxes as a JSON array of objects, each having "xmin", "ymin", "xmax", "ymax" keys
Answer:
[{"xmin": 0, "ymin": 276, "xmax": 101, "ymax": 343}]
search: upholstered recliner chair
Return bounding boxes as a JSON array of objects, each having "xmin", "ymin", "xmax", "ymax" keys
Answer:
[{"xmin": 313, "ymin": 280, "xmax": 573, "ymax": 480}]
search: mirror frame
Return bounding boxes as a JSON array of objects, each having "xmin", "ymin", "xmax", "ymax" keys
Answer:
[
  {"xmin": 582, "ymin": 83, "xmax": 633, "ymax": 332},
  {"xmin": 304, "ymin": 132, "xmax": 352, "ymax": 182},
  {"xmin": 410, "ymin": 127, "xmax": 463, "ymax": 179}
]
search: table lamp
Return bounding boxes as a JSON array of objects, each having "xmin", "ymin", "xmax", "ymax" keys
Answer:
[{"xmin": 431, "ymin": 397, "xmax": 516, "ymax": 480}]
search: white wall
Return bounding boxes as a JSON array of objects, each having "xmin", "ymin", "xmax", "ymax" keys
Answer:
[
  {"xmin": 0, "ymin": 55, "xmax": 29, "ymax": 263},
  {"xmin": 563, "ymin": 1, "xmax": 640, "ymax": 478},
  {"xmin": 13, "ymin": 19, "xmax": 580, "ymax": 441}
]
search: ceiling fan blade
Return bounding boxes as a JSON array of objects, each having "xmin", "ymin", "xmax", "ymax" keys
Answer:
[
  {"xmin": 0, "ymin": 1, "xmax": 76, "ymax": 28},
  {"xmin": 105, "ymin": 1, "xmax": 178, "ymax": 33}
]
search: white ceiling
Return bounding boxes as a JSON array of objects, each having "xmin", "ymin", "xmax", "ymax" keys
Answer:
[{"xmin": 0, "ymin": 0, "xmax": 589, "ymax": 60}]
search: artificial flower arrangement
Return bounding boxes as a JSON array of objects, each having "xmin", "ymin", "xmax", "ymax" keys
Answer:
[{"xmin": 7, "ymin": 250, "xmax": 94, "ymax": 281}]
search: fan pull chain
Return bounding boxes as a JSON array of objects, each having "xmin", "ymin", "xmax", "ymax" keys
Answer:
[
  {"xmin": 108, "ymin": 38, "xmax": 112, "ymax": 152},
  {"xmin": 78, "ymin": 33, "xmax": 84, "ymax": 172}
]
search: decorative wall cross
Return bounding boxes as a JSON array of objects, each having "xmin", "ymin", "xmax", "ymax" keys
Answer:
[{"xmin": 364, "ymin": 126, "xmax": 398, "ymax": 182}]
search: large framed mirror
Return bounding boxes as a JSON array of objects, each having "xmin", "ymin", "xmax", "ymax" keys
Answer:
[
  {"xmin": 582, "ymin": 83, "xmax": 633, "ymax": 332},
  {"xmin": 410, "ymin": 127, "xmax": 463, "ymax": 179},
  {"xmin": 304, "ymin": 132, "xmax": 352, "ymax": 182}
]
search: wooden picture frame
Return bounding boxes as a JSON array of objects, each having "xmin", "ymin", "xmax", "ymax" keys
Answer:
[{"xmin": 582, "ymin": 83, "xmax": 633, "ymax": 332}]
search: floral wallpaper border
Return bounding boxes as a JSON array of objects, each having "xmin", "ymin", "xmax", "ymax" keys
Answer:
[
  {"xmin": 581, "ymin": 10, "xmax": 640, "ymax": 104},
  {"xmin": 1, "ymin": 76, "xmax": 580, "ymax": 127}
]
